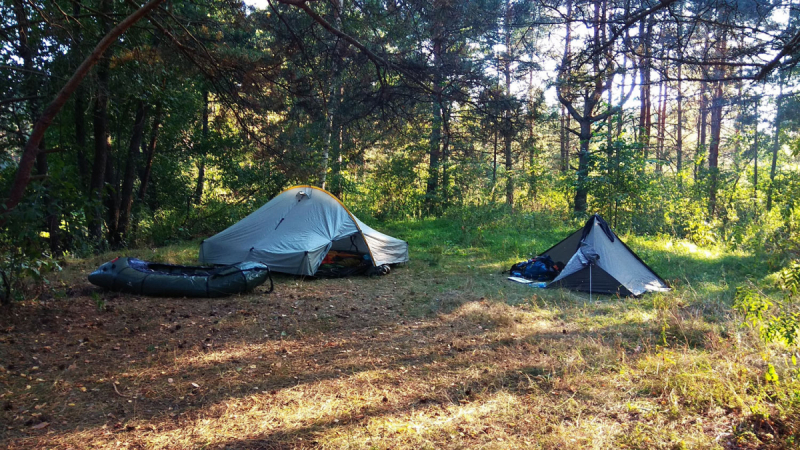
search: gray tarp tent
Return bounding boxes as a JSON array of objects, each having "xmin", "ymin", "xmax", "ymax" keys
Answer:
[
  {"xmin": 540, "ymin": 214, "xmax": 670, "ymax": 296},
  {"xmin": 199, "ymin": 186, "xmax": 409, "ymax": 275}
]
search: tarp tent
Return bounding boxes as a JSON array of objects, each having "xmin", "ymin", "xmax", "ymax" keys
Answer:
[
  {"xmin": 199, "ymin": 186, "xmax": 409, "ymax": 275},
  {"xmin": 539, "ymin": 214, "xmax": 670, "ymax": 296}
]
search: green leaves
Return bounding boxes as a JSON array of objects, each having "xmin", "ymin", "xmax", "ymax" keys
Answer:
[
  {"xmin": 735, "ymin": 261, "xmax": 800, "ymax": 351},
  {"xmin": 765, "ymin": 363, "xmax": 779, "ymax": 383},
  {"xmin": 779, "ymin": 260, "xmax": 800, "ymax": 298},
  {"xmin": 761, "ymin": 313, "xmax": 800, "ymax": 348},
  {"xmin": 734, "ymin": 286, "xmax": 773, "ymax": 326}
]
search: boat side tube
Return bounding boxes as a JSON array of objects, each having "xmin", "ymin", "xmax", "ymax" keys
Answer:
[{"xmin": 89, "ymin": 258, "xmax": 272, "ymax": 297}]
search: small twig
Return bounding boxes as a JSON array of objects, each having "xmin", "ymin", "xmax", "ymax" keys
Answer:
[
  {"xmin": 113, "ymin": 382, "xmax": 131, "ymax": 398},
  {"xmin": 553, "ymin": 389, "xmax": 579, "ymax": 408}
]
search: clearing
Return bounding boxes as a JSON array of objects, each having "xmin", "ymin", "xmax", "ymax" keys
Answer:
[{"xmin": 0, "ymin": 217, "xmax": 797, "ymax": 449}]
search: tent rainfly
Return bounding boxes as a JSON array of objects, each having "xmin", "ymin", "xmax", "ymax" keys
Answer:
[
  {"xmin": 199, "ymin": 186, "xmax": 409, "ymax": 275},
  {"xmin": 539, "ymin": 214, "xmax": 670, "ymax": 296}
]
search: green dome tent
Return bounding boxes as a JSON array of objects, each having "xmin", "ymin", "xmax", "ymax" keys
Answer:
[
  {"xmin": 199, "ymin": 186, "xmax": 409, "ymax": 276},
  {"xmin": 540, "ymin": 214, "xmax": 670, "ymax": 296}
]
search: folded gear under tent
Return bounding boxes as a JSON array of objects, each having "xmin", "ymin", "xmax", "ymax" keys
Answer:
[
  {"xmin": 539, "ymin": 214, "xmax": 670, "ymax": 296},
  {"xmin": 199, "ymin": 186, "xmax": 409, "ymax": 276}
]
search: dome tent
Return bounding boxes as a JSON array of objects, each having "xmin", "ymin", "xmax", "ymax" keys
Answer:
[
  {"xmin": 540, "ymin": 214, "xmax": 670, "ymax": 296},
  {"xmin": 199, "ymin": 186, "xmax": 409, "ymax": 276}
]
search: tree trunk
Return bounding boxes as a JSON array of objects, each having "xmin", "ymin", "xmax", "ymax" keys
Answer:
[
  {"xmin": 656, "ymin": 79, "xmax": 667, "ymax": 173},
  {"xmin": 493, "ymin": 126, "xmax": 498, "ymax": 183},
  {"xmin": 752, "ymin": 96, "xmax": 759, "ymax": 212},
  {"xmin": 442, "ymin": 104, "xmax": 451, "ymax": 203},
  {"xmin": 503, "ymin": 0, "xmax": 514, "ymax": 208},
  {"xmin": 708, "ymin": 81, "xmax": 723, "ymax": 216},
  {"xmin": 114, "ymin": 100, "xmax": 148, "ymax": 247},
  {"xmin": 104, "ymin": 131, "xmax": 120, "ymax": 242},
  {"xmin": 638, "ymin": 19, "xmax": 653, "ymax": 157},
  {"xmin": 194, "ymin": 91, "xmax": 209, "ymax": 205},
  {"xmin": 616, "ymin": 53, "xmax": 627, "ymax": 139},
  {"xmin": 1, "ymin": 0, "xmax": 167, "ymax": 219},
  {"xmin": 425, "ymin": 33, "xmax": 443, "ymax": 213},
  {"xmin": 574, "ymin": 120, "xmax": 592, "ymax": 213},
  {"xmin": 696, "ymin": 80, "xmax": 708, "ymax": 181},
  {"xmin": 607, "ymin": 72, "xmax": 613, "ymax": 173},
  {"xmin": 560, "ymin": 0, "xmax": 573, "ymax": 174},
  {"xmin": 320, "ymin": 0, "xmax": 344, "ymax": 190},
  {"xmin": 560, "ymin": 105, "xmax": 569, "ymax": 172},
  {"xmin": 72, "ymin": 1, "xmax": 89, "ymax": 186},
  {"xmin": 330, "ymin": 120, "xmax": 345, "ymax": 198},
  {"xmin": 139, "ymin": 103, "xmax": 163, "ymax": 202},
  {"xmin": 88, "ymin": 7, "xmax": 111, "ymax": 241},
  {"xmin": 676, "ymin": 61, "xmax": 683, "ymax": 183},
  {"xmin": 767, "ymin": 84, "xmax": 783, "ymax": 211},
  {"xmin": 13, "ymin": 0, "xmax": 60, "ymax": 253}
]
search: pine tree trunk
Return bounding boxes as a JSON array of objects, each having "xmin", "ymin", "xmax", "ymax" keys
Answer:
[
  {"xmin": 320, "ymin": 0, "xmax": 344, "ymax": 190},
  {"xmin": 442, "ymin": 104, "xmax": 451, "ymax": 203},
  {"xmin": 114, "ymin": 100, "xmax": 148, "ymax": 247},
  {"xmin": 696, "ymin": 80, "xmax": 708, "ymax": 182},
  {"xmin": 194, "ymin": 91, "xmax": 209, "ymax": 205},
  {"xmin": 559, "ymin": 0, "xmax": 572, "ymax": 174},
  {"xmin": 493, "ymin": 127, "xmax": 498, "ymax": 183},
  {"xmin": 656, "ymin": 79, "xmax": 667, "ymax": 173},
  {"xmin": 638, "ymin": 19, "xmax": 653, "ymax": 158},
  {"xmin": 708, "ymin": 81, "xmax": 723, "ymax": 216},
  {"xmin": 503, "ymin": 0, "xmax": 514, "ymax": 208},
  {"xmin": 560, "ymin": 105, "xmax": 569, "ymax": 172},
  {"xmin": 676, "ymin": 62, "xmax": 683, "ymax": 183},
  {"xmin": 105, "ymin": 135, "xmax": 120, "ymax": 242},
  {"xmin": 617, "ymin": 53, "xmax": 627, "ymax": 139},
  {"xmin": 73, "ymin": 1, "xmax": 89, "ymax": 187},
  {"xmin": 139, "ymin": 103, "xmax": 163, "ymax": 202},
  {"xmin": 88, "ymin": 0, "xmax": 113, "ymax": 241},
  {"xmin": 752, "ymin": 96, "xmax": 759, "ymax": 211},
  {"xmin": 574, "ymin": 120, "xmax": 592, "ymax": 213},
  {"xmin": 425, "ymin": 32, "xmax": 443, "ymax": 213},
  {"xmin": 13, "ymin": 0, "xmax": 60, "ymax": 253},
  {"xmin": 767, "ymin": 84, "xmax": 783, "ymax": 211}
]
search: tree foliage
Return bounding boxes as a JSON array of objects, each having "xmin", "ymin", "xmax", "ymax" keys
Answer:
[{"xmin": 3, "ymin": 0, "xmax": 800, "ymax": 294}]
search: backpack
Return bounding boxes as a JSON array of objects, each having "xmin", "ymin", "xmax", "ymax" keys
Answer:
[{"xmin": 509, "ymin": 255, "xmax": 557, "ymax": 281}]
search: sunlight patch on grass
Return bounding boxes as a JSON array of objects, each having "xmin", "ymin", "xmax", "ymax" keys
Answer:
[{"xmin": 336, "ymin": 391, "xmax": 532, "ymax": 449}]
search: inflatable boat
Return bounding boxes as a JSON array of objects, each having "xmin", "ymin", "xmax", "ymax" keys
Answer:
[{"xmin": 88, "ymin": 257, "xmax": 272, "ymax": 297}]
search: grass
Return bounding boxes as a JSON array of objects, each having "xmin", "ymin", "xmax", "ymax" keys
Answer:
[{"xmin": 0, "ymin": 210, "xmax": 798, "ymax": 449}]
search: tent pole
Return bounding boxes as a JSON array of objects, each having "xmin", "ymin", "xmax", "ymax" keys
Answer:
[{"xmin": 589, "ymin": 265, "xmax": 592, "ymax": 303}]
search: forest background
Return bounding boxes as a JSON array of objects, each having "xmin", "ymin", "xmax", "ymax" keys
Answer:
[{"xmin": 2, "ymin": 0, "xmax": 800, "ymax": 287}]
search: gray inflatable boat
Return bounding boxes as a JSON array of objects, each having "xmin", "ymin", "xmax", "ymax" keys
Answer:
[{"xmin": 88, "ymin": 257, "xmax": 272, "ymax": 297}]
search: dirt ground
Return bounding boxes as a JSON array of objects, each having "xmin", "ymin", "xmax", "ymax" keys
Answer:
[{"xmin": 0, "ymin": 259, "xmax": 793, "ymax": 449}]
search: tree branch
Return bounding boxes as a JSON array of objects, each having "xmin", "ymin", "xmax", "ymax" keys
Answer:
[{"xmin": 1, "ymin": 0, "xmax": 167, "ymax": 217}]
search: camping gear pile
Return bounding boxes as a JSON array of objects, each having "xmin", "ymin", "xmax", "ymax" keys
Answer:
[
  {"xmin": 88, "ymin": 257, "xmax": 273, "ymax": 297},
  {"xmin": 315, "ymin": 251, "xmax": 391, "ymax": 278},
  {"xmin": 510, "ymin": 214, "xmax": 670, "ymax": 296},
  {"xmin": 509, "ymin": 255, "xmax": 563, "ymax": 281}
]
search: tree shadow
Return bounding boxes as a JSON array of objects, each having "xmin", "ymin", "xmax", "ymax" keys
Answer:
[{"xmin": 0, "ymin": 258, "xmax": 741, "ymax": 448}]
